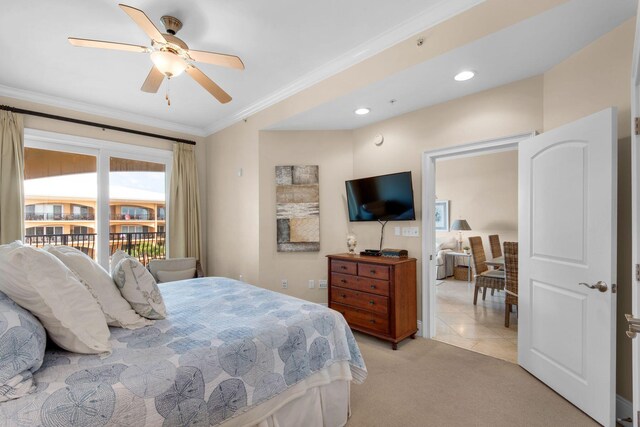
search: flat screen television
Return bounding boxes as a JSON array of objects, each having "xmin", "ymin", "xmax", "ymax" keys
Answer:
[{"xmin": 346, "ymin": 171, "xmax": 416, "ymax": 222}]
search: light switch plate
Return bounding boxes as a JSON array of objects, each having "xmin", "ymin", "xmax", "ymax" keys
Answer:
[
  {"xmin": 402, "ymin": 227, "xmax": 420, "ymax": 237},
  {"xmin": 319, "ymin": 279, "xmax": 327, "ymax": 289}
]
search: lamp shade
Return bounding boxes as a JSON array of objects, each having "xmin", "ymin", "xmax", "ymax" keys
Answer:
[{"xmin": 450, "ymin": 219, "xmax": 471, "ymax": 231}]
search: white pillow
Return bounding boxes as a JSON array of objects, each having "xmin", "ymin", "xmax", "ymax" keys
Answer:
[
  {"xmin": 110, "ymin": 249, "xmax": 129, "ymax": 275},
  {"xmin": 157, "ymin": 268, "xmax": 196, "ymax": 283},
  {"xmin": 113, "ymin": 257, "xmax": 167, "ymax": 320},
  {"xmin": 44, "ymin": 246, "xmax": 153, "ymax": 329},
  {"xmin": 0, "ymin": 245, "xmax": 111, "ymax": 354}
]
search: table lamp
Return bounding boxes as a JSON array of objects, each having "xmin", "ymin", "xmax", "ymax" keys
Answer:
[{"xmin": 450, "ymin": 219, "xmax": 471, "ymax": 252}]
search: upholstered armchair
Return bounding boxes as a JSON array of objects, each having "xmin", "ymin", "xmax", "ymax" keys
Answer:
[{"xmin": 147, "ymin": 257, "xmax": 204, "ymax": 283}]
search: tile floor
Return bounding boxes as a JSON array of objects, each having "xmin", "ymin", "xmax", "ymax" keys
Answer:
[{"xmin": 433, "ymin": 278, "xmax": 518, "ymax": 363}]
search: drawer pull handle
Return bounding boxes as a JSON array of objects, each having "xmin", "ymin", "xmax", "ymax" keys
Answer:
[
  {"xmin": 340, "ymin": 266, "xmax": 347, "ymax": 270},
  {"xmin": 368, "ymin": 300, "xmax": 375, "ymax": 305},
  {"xmin": 370, "ymin": 285, "xmax": 376, "ymax": 289},
  {"xmin": 369, "ymin": 319, "xmax": 376, "ymax": 324},
  {"xmin": 370, "ymin": 269, "xmax": 376, "ymax": 274},
  {"xmin": 340, "ymin": 279, "xmax": 347, "ymax": 284},
  {"xmin": 341, "ymin": 294, "xmax": 346, "ymax": 298}
]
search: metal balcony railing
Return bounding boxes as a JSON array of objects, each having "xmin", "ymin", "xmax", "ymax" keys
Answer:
[
  {"xmin": 110, "ymin": 213, "xmax": 156, "ymax": 221},
  {"xmin": 24, "ymin": 232, "xmax": 166, "ymax": 266},
  {"xmin": 25, "ymin": 213, "xmax": 95, "ymax": 221}
]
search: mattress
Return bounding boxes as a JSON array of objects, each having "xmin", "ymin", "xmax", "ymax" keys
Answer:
[{"xmin": 0, "ymin": 277, "xmax": 367, "ymax": 426}]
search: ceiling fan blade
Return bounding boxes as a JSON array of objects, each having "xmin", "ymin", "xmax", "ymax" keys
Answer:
[
  {"xmin": 119, "ymin": 4, "xmax": 167, "ymax": 44},
  {"xmin": 68, "ymin": 37, "xmax": 149, "ymax": 53},
  {"xmin": 141, "ymin": 67, "xmax": 165, "ymax": 93},
  {"xmin": 185, "ymin": 65, "xmax": 232, "ymax": 104},
  {"xmin": 187, "ymin": 50, "xmax": 245, "ymax": 70}
]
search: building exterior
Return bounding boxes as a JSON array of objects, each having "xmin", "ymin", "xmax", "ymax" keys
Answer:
[{"xmin": 23, "ymin": 172, "xmax": 166, "ymax": 264}]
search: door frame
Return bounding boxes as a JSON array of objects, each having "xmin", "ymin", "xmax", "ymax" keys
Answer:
[
  {"xmin": 421, "ymin": 131, "xmax": 535, "ymax": 338},
  {"xmin": 630, "ymin": 2, "xmax": 640, "ymax": 424}
]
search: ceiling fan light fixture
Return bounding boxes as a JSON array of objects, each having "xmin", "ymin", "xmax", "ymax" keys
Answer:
[{"xmin": 151, "ymin": 50, "xmax": 187, "ymax": 78}]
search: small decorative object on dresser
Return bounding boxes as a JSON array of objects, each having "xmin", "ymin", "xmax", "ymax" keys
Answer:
[
  {"xmin": 346, "ymin": 232, "xmax": 357, "ymax": 254},
  {"xmin": 327, "ymin": 253, "xmax": 417, "ymax": 350}
]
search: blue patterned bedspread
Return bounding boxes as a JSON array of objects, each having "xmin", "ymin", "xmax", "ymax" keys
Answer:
[{"xmin": 0, "ymin": 277, "xmax": 367, "ymax": 426}]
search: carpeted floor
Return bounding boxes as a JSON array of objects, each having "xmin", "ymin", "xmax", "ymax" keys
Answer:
[{"xmin": 348, "ymin": 332, "xmax": 598, "ymax": 427}]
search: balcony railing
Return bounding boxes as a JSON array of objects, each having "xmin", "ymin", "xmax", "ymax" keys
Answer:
[
  {"xmin": 110, "ymin": 213, "xmax": 156, "ymax": 221},
  {"xmin": 24, "ymin": 232, "xmax": 166, "ymax": 266},
  {"xmin": 25, "ymin": 213, "xmax": 95, "ymax": 221}
]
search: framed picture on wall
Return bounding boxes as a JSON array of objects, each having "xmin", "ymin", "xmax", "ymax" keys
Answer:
[{"xmin": 435, "ymin": 200, "xmax": 450, "ymax": 231}]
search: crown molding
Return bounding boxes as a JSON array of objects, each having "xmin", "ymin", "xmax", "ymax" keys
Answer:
[
  {"xmin": 0, "ymin": 84, "xmax": 207, "ymax": 137},
  {"xmin": 203, "ymin": 0, "xmax": 485, "ymax": 135}
]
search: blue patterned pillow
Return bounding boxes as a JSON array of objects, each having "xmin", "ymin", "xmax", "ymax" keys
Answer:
[{"xmin": 0, "ymin": 291, "xmax": 46, "ymax": 401}]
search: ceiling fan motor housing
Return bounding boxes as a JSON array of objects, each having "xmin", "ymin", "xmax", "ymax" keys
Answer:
[{"xmin": 161, "ymin": 15, "xmax": 183, "ymax": 35}]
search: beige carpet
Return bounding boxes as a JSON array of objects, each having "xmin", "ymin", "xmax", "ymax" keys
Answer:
[{"xmin": 348, "ymin": 333, "xmax": 598, "ymax": 427}]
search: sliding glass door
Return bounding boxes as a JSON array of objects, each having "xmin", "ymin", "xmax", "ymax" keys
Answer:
[
  {"xmin": 23, "ymin": 130, "xmax": 172, "ymax": 270},
  {"xmin": 108, "ymin": 157, "xmax": 167, "ymax": 266},
  {"xmin": 24, "ymin": 146, "xmax": 98, "ymax": 257}
]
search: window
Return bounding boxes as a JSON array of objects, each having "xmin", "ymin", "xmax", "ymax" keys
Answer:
[
  {"xmin": 120, "ymin": 206, "xmax": 151, "ymax": 220},
  {"xmin": 158, "ymin": 206, "xmax": 166, "ymax": 220},
  {"xmin": 24, "ymin": 129, "xmax": 171, "ymax": 269},
  {"xmin": 120, "ymin": 225, "xmax": 148, "ymax": 233},
  {"xmin": 72, "ymin": 226, "xmax": 90, "ymax": 234},
  {"xmin": 45, "ymin": 226, "xmax": 63, "ymax": 235},
  {"xmin": 26, "ymin": 227, "xmax": 44, "ymax": 236},
  {"xmin": 72, "ymin": 205, "xmax": 92, "ymax": 220},
  {"xmin": 24, "ymin": 203, "xmax": 64, "ymax": 220},
  {"xmin": 158, "ymin": 225, "xmax": 165, "ymax": 233}
]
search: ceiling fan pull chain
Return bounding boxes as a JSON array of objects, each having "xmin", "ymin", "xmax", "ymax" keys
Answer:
[{"xmin": 166, "ymin": 77, "xmax": 171, "ymax": 106}]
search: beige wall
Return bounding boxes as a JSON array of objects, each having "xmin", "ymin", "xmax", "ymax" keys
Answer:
[
  {"xmin": 350, "ymin": 77, "xmax": 543, "ymax": 309},
  {"xmin": 542, "ymin": 17, "xmax": 635, "ymax": 403},
  {"xmin": 436, "ymin": 150, "xmax": 518, "ymax": 260},
  {"xmin": 258, "ymin": 131, "xmax": 354, "ymax": 302},
  {"xmin": 0, "ymin": 96, "xmax": 208, "ymax": 273},
  {"xmin": 204, "ymin": 0, "xmax": 564, "ymax": 285}
]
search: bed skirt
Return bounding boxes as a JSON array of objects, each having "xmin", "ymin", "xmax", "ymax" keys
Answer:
[{"xmin": 229, "ymin": 362, "xmax": 352, "ymax": 427}]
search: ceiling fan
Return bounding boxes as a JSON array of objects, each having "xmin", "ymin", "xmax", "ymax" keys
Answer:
[{"xmin": 68, "ymin": 4, "xmax": 244, "ymax": 104}]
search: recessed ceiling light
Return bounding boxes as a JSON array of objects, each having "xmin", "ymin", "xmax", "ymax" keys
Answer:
[
  {"xmin": 454, "ymin": 70, "xmax": 475, "ymax": 81},
  {"xmin": 354, "ymin": 108, "xmax": 371, "ymax": 115}
]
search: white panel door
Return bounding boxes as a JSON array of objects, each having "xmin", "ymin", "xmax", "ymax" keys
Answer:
[{"xmin": 519, "ymin": 108, "xmax": 617, "ymax": 426}]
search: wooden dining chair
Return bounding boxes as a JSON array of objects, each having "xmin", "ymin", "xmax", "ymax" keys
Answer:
[
  {"xmin": 469, "ymin": 236, "xmax": 505, "ymax": 305},
  {"xmin": 503, "ymin": 242, "xmax": 518, "ymax": 327}
]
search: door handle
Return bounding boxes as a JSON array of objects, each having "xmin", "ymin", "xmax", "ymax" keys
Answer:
[{"xmin": 578, "ymin": 281, "xmax": 608, "ymax": 293}]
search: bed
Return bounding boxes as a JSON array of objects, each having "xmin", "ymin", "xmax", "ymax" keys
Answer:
[{"xmin": 0, "ymin": 277, "xmax": 367, "ymax": 427}]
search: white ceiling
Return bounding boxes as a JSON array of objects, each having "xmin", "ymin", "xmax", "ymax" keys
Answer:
[
  {"xmin": 0, "ymin": 0, "xmax": 483, "ymax": 136},
  {"xmin": 270, "ymin": 0, "xmax": 637, "ymax": 131}
]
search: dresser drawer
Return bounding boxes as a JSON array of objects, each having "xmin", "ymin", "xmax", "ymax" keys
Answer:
[
  {"xmin": 331, "ymin": 272, "xmax": 359, "ymax": 289},
  {"xmin": 331, "ymin": 260, "xmax": 357, "ymax": 275},
  {"xmin": 331, "ymin": 287, "xmax": 388, "ymax": 314},
  {"xmin": 332, "ymin": 302, "xmax": 389, "ymax": 334},
  {"xmin": 356, "ymin": 277, "xmax": 390, "ymax": 296},
  {"xmin": 358, "ymin": 263, "xmax": 390, "ymax": 280},
  {"xmin": 332, "ymin": 273, "xmax": 390, "ymax": 296}
]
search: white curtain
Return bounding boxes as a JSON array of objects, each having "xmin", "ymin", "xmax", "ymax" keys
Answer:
[
  {"xmin": 0, "ymin": 111, "xmax": 24, "ymax": 245},
  {"xmin": 169, "ymin": 143, "xmax": 201, "ymax": 260}
]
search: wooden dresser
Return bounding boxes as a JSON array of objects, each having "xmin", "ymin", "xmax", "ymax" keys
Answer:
[{"xmin": 327, "ymin": 253, "xmax": 417, "ymax": 350}]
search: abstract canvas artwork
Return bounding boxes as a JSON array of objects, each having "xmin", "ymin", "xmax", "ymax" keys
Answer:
[{"xmin": 276, "ymin": 165, "xmax": 320, "ymax": 252}]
